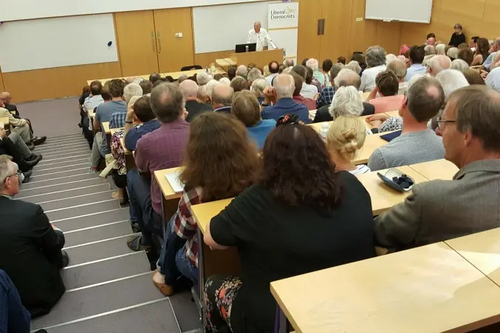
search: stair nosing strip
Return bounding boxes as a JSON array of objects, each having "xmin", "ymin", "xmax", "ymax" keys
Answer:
[
  {"xmin": 62, "ymin": 233, "xmax": 137, "ymax": 250},
  {"xmin": 38, "ymin": 154, "xmax": 90, "ymax": 163},
  {"xmin": 63, "ymin": 251, "xmax": 145, "ymax": 269},
  {"xmin": 25, "ymin": 173, "xmax": 99, "ymax": 185},
  {"xmin": 63, "ymin": 220, "xmax": 129, "ymax": 234},
  {"xmin": 34, "ymin": 162, "xmax": 89, "ymax": 172},
  {"xmin": 66, "ymin": 271, "xmax": 151, "ymax": 292},
  {"xmin": 44, "ymin": 198, "xmax": 118, "ymax": 213},
  {"xmin": 37, "ymin": 190, "xmax": 114, "ymax": 205},
  {"xmin": 16, "ymin": 183, "xmax": 110, "ymax": 200},
  {"xmin": 19, "ymin": 177, "xmax": 103, "ymax": 192},
  {"xmin": 51, "ymin": 207, "xmax": 128, "ymax": 223}
]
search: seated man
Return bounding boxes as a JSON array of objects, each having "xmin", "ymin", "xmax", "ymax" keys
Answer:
[
  {"xmin": 0, "ymin": 99, "xmax": 46, "ymax": 147},
  {"xmin": 211, "ymin": 85, "xmax": 234, "ymax": 113},
  {"xmin": 0, "ymin": 156, "xmax": 68, "ymax": 317},
  {"xmin": 0, "ymin": 92, "xmax": 19, "ymax": 117},
  {"xmin": 180, "ymin": 80, "xmax": 213, "ymax": 122},
  {"xmin": 367, "ymin": 71, "xmax": 405, "ymax": 114},
  {"xmin": 109, "ymin": 83, "xmax": 142, "ymax": 129},
  {"xmin": 405, "ymin": 46, "xmax": 426, "ymax": 82},
  {"xmin": 290, "ymin": 72, "xmax": 316, "ymax": 110},
  {"xmin": 90, "ymin": 79, "xmax": 126, "ymax": 171},
  {"xmin": 375, "ymin": 85, "xmax": 500, "ymax": 250},
  {"xmin": 126, "ymin": 83, "xmax": 190, "ymax": 265},
  {"xmin": 426, "ymin": 55, "xmax": 452, "ymax": 77},
  {"xmin": 261, "ymin": 74, "xmax": 310, "ymax": 123},
  {"xmin": 83, "ymin": 81, "xmax": 104, "ymax": 115},
  {"xmin": 1, "ymin": 131, "xmax": 42, "ymax": 183},
  {"xmin": 316, "ymin": 63, "xmax": 343, "ymax": 109},
  {"xmin": 367, "ymin": 76, "xmax": 445, "ymax": 171},
  {"xmin": 386, "ymin": 60, "xmax": 408, "ymax": 95}
]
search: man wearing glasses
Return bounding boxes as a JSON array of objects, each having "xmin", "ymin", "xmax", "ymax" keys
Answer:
[
  {"xmin": 375, "ymin": 85, "xmax": 500, "ymax": 250},
  {"xmin": 0, "ymin": 156, "xmax": 68, "ymax": 318}
]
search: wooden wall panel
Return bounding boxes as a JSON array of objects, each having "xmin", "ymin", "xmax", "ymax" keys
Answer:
[
  {"xmin": 194, "ymin": 50, "xmax": 234, "ymax": 68},
  {"xmin": 3, "ymin": 62, "xmax": 121, "ymax": 103},
  {"xmin": 321, "ymin": 0, "xmax": 353, "ymax": 61},
  {"xmin": 349, "ymin": 0, "xmax": 378, "ymax": 56},
  {"xmin": 0, "ymin": 70, "xmax": 4, "ymax": 93},
  {"xmin": 481, "ymin": 0, "xmax": 500, "ymax": 39},
  {"xmin": 297, "ymin": 0, "xmax": 323, "ymax": 62}
]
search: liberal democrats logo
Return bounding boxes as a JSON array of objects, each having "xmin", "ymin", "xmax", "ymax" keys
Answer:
[{"xmin": 271, "ymin": 7, "xmax": 297, "ymax": 20}]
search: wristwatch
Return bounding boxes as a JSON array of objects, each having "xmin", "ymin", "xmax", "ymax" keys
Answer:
[{"xmin": 125, "ymin": 120, "xmax": 133, "ymax": 124}]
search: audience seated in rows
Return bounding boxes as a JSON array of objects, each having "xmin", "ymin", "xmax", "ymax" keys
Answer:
[
  {"xmin": 0, "ymin": 156, "xmax": 68, "ymax": 317},
  {"xmin": 451, "ymin": 59, "xmax": 470, "ymax": 73},
  {"xmin": 250, "ymin": 78, "xmax": 268, "ymax": 104},
  {"xmin": 463, "ymin": 68, "xmax": 485, "ymax": 85},
  {"xmin": 236, "ymin": 65, "xmax": 248, "ymax": 79},
  {"xmin": 306, "ymin": 58, "xmax": 327, "ymax": 89},
  {"xmin": 203, "ymin": 123, "xmax": 376, "ymax": 332},
  {"xmin": 261, "ymin": 74, "xmax": 310, "ymax": 123},
  {"xmin": 436, "ymin": 69, "xmax": 470, "ymax": 102},
  {"xmin": 230, "ymin": 76, "xmax": 250, "ymax": 92},
  {"xmin": 368, "ymin": 76, "xmax": 445, "ymax": 171},
  {"xmin": 265, "ymin": 61, "xmax": 280, "ymax": 86},
  {"xmin": 458, "ymin": 47, "xmax": 474, "ymax": 65},
  {"xmin": 212, "ymin": 85, "xmax": 234, "ymax": 113},
  {"xmin": 0, "ymin": 130, "xmax": 42, "ymax": 182},
  {"xmin": 290, "ymin": 72, "xmax": 316, "ymax": 110},
  {"xmin": 316, "ymin": 63, "xmax": 343, "ymax": 109},
  {"xmin": 375, "ymin": 85, "xmax": 500, "ymax": 249},
  {"xmin": 360, "ymin": 46, "xmax": 387, "ymax": 92},
  {"xmin": 406, "ymin": 46, "xmax": 426, "ymax": 82},
  {"xmin": 486, "ymin": 67, "xmax": 500, "ymax": 93},
  {"xmin": 153, "ymin": 112, "xmax": 260, "ymax": 295},
  {"xmin": 387, "ymin": 60, "xmax": 408, "ymax": 94},
  {"xmin": 326, "ymin": 116, "xmax": 370, "ymax": 175},
  {"xmin": 471, "ymin": 37, "xmax": 490, "ymax": 66},
  {"xmin": 179, "ymin": 80, "xmax": 212, "ymax": 122},
  {"xmin": 292, "ymin": 65, "xmax": 318, "ymax": 99},
  {"xmin": 368, "ymin": 71, "xmax": 405, "ymax": 114},
  {"xmin": 482, "ymin": 37, "xmax": 500, "ymax": 71},
  {"xmin": 109, "ymin": 83, "xmax": 143, "ymax": 129}
]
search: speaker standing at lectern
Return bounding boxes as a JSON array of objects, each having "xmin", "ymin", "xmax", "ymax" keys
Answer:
[{"xmin": 247, "ymin": 21, "xmax": 276, "ymax": 51}]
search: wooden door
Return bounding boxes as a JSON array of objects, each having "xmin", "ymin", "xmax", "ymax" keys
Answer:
[
  {"xmin": 321, "ymin": 0, "xmax": 353, "ymax": 62},
  {"xmin": 297, "ymin": 0, "xmax": 323, "ymax": 63},
  {"xmin": 153, "ymin": 8, "xmax": 195, "ymax": 73},
  {"xmin": 115, "ymin": 11, "xmax": 159, "ymax": 76}
]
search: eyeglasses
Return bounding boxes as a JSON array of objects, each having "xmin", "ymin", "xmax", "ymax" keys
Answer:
[{"xmin": 436, "ymin": 117, "xmax": 456, "ymax": 129}]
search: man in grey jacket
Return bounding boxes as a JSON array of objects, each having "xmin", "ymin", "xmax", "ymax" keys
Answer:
[{"xmin": 375, "ymin": 85, "xmax": 500, "ymax": 250}]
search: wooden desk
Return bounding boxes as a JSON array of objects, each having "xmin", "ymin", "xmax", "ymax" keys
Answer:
[
  {"xmin": 102, "ymin": 122, "xmax": 110, "ymax": 135},
  {"xmin": 154, "ymin": 167, "xmax": 183, "ymax": 201},
  {"xmin": 230, "ymin": 49, "xmax": 284, "ymax": 69},
  {"xmin": 110, "ymin": 127, "xmax": 123, "ymax": 136},
  {"xmin": 353, "ymin": 133, "xmax": 390, "ymax": 165},
  {"xmin": 88, "ymin": 108, "xmax": 95, "ymax": 119},
  {"xmin": 384, "ymin": 110, "xmax": 399, "ymax": 118},
  {"xmin": 408, "ymin": 159, "xmax": 459, "ymax": 181},
  {"xmin": 446, "ymin": 227, "xmax": 500, "ymax": 286},
  {"xmin": 271, "ymin": 242, "xmax": 500, "ymax": 333},
  {"xmin": 191, "ymin": 199, "xmax": 233, "ymax": 235},
  {"xmin": 356, "ymin": 166, "xmax": 428, "ymax": 216},
  {"xmin": 360, "ymin": 91, "xmax": 371, "ymax": 101}
]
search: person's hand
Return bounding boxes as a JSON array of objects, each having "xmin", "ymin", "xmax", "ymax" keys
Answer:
[
  {"xmin": 263, "ymin": 87, "xmax": 277, "ymax": 104},
  {"xmin": 366, "ymin": 114, "xmax": 389, "ymax": 127},
  {"xmin": 0, "ymin": 128, "xmax": 6, "ymax": 139},
  {"xmin": 125, "ymin": 105, "xmax": 135, "ymax": 123},
  {"xmin": 182, "ymin": 109, "xmax": 189, "ymax": 120},
  {"xmin": 481, "ymin": 70, "xmax": 489, "ymax": 79}
]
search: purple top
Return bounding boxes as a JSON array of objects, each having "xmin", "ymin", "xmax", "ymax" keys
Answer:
[{"xmin": 135, "ymin": 119, "xmax": 190, "ymax": 214}]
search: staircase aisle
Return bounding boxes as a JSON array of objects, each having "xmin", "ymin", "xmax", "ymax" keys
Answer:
[{"xmin": 21, "ymin": 133, "xmax": 184, "ymax": 332}]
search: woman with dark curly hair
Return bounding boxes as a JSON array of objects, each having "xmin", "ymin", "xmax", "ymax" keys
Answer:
[
  {"xmin": 203, "ymin": 123, "xmax": 375, "ymax": 333},
  {"xmin": 152, "ymin": 112, "xmax": 260, "ymax": 296},
  {"xmin": 471, "ymin": 37, "xmax": 491, "ymax": 66}
]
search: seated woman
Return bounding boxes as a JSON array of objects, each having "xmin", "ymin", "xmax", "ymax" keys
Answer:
[
  {"xmin": 153, "ymin": 112, "xmax": 260, "ymax": 296},
  {"xmin": 470, "ymin": 37, "xmax": 490, "ymax": 66},
  {"xmin": 203, "ymin": 122, "xmax": 376, "ymax": 333},
  {"xmin": 250, "ymin": 78, "xmax": 268, "ymax": 104},
  {"xmin": 232, "ymin": 90, "xmax": 276, "ymax": 150},
  {"xmin": 367, "ymin": 71, "xmax": 405, "ymax": 114},
  {"xmin": 327, "ymin": 116, "xmax": 370, "ymax": 175}
]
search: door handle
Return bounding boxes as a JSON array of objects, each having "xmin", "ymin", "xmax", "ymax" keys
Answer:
[
  {"xmin": 320, "ymin": 19, "xmax": 326, "ymax": 35},
  {"xmin": 156, "ymin": 31, "xmax": 162, "ymax": 53},
  {"xmin": 317, "ymin": 19, "xmax": 321, "ymax": 36},
  {"xmin": 151, "ymin": 32, "xmax": 156, "ymax": 52}
]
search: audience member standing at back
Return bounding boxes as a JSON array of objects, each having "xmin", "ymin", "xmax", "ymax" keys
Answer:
[
  {"xmin": 405, "ymin": 46, "xmax": 426, "ymax": 82},
  {"xmin": 360, "ymin": 46, "xmax": 387, "ymax": 92},
  {"xmin": 126, "ymin": 83, "xmax": 190, "ymax": 266}
]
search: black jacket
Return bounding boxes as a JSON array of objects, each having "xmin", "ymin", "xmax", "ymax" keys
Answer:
[
  {"xmin": 185, "ymin": 100, "xmax": 213, "ymax": 123},
  {"xmin": 313, "ymin": 103, "xmax": 375, "ymax": 123},
  {"xmin": 449, "ymin": 33, "xmax": 466, "ymax": 47},
  {"xmin": 0, "ymin": 197, "xmax": 65, "ymax": 317}
]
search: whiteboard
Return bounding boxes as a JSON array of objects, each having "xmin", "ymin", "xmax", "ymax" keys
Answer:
[
  {"xmin": 0, "ymin": 0, "xmax": 268, "ymax": 22},
  {"xmin": 0, "ymin": 15, "xmax": 118, "ymax": 73},
  {"xmin": 193, "ymin": 1, "xmax": 278, "ymax": 53},
  {"xmin": 365, "ymin": 0, "xmax": 433, "ymax": 23}
]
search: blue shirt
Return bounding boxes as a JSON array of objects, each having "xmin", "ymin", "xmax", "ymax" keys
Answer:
[
  {"xmin": 261, "ymin": 98, "xmax": 311, "ymax": 123},
  {"xmin": 247, "ymin": 119, "xmax": 276, "ymax": 150},
  {"xmin": 124, "ymin": 119, "xmax": 161, "ymax": 151},
  {"xmin": 484, "ymin": 52, "xmax": 497, "ymax": 70},
  {"xmin": 405, "ymin": 64, "xmax": 426, "ymax": 82},
  {"xmin": 316, "ymin": 86, "xmax": 334, "ymax": 109}
]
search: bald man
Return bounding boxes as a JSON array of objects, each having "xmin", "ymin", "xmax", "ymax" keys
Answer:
[
  {"xmin": 211, "ymin": 85, "xmax": 234, "ymax": 113},
  {"xmin": 426, "ymin": 55, "xmax": 452, "ymax": 77},
  {"xmin": 247, "ymin": 21, "xmax": 275, "ymax": 51},
  {"xmin": 179, "ymin": 79, "xmax": 212, "ymax": 122}
]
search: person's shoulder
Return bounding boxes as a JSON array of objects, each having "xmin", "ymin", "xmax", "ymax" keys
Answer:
[
  {"xmin": 7, "ymin": 198, "xmax": 41, "ymax": 215},
  {"xmin": 337, "ymin": 171, "xmax": 371, "ymax": 200},
  {"xmin": 260, "ymin": 119, "xmax": 277, "ymax": 127}
]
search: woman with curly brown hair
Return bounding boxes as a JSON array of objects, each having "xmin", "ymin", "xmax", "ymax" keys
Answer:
[
  {"xmin": 471, "ymin": 38, "xmax": 490, "ymax": 66},
  {"xmin": 203, "ymin": 123, "xmax": 375, "ymax": 333},
  {"xmin": 153, "ymin": 112, "xmax": 260, "ymax": 296}
]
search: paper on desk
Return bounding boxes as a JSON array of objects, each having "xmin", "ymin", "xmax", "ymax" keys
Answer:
[{"xmin": 165, "ymin": 170, "xmax": 184, "ymax": 193}]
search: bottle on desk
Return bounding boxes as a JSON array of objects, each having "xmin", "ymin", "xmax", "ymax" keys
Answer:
[{"xmin": 320, "ymin": 123, "xmax": 330, "ymax": 141}]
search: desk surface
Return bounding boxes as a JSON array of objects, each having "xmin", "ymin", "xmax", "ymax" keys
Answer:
[
  {"xmin": 446, "ymin": 227, "xmax": 500, "ymax": 286},
  {"xmin": 271, "ymin": 242, "xmax": 500, "ymax": 333},
  {"xmin": 385, "ymin": 110, "xmax": 400, "ymax": 118},
  {"xmin": 88, "ymin": 108, "xmax": 95, "ymax": 119},
  {"xmin": 408, "ymin": 159, "xmax": 458, "ymax": 181},
  {"xmin": 192, "ymin": 198, "xmax": 233, "ymax": 234},
  {"xmin": 102, "ymin": 122, "xmax": 110, "ymax": 135},
  {"xmin": 154, "ymin": 167, "xmax": 183, "ymax": 201},
  {"xmin": 110, "ymin": 127, "xmax": 123, "ymax": 136},
  {"xmin": 353, "ymin": 133, "xmax": 390, "ymax": 165}
]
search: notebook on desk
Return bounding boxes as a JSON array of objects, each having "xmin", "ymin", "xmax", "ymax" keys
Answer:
[{"xmin": 165, "ymin": 170, "xmax": 184, "ymax": 193}]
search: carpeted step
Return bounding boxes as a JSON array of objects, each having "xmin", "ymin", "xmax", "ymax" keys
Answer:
[
  {"xmin": 46, "ymin": 199, "xmax": 120, "ymax": 221},
  {"xmin": 63, "ymin": 219, "xmax": 132, "ymax": 247},
  {"xmin": 39, "ymin": 190, "xmax": 113, "ymax": 211},
  {"xmin": 52, "ymin": 208, "xmax": 130, "ymax": 232},
  {"xmin": 18, "ymin": 183, "xmax": 110, "ymax": 204}
]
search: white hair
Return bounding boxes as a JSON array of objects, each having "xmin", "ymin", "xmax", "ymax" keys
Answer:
[
  {"xmin": 345, "ymin": 61, "xmax": 361, "ymax": 74},
  {"xmin": 205, "ymin": 80, "xmax": 221, "ymax": 99},
  {"xmin": 0, "ymin": 156, "xmax": 17, "ymax": 191},
  {"xmin": 427, "ymin": 55, "xmax": 452, "ymax": 76},
  {"xmin": 451, "ymin": 59, "xmax": 470, "ymax": 73},
  {"xmin": 179, "ymin": 79, "xmax": 199, "ymax": 99},
  {"xmin": 247, "ymin": 68, "xmax": 263, "ymax": 83},
  {"xmin": 329, "ymin": 86, "xmax": 363, "ymax": 118},
  {"xmin": 334, "ymin": 68, "xmax": 361, "ymax": 89},
  {"xmin": 274, "ymin": 74, "xmax": 295, "ymax": 99},
  {"xmin": 251, "ymin": 78, "xmax": 268, "ymax": 97},
  {"xmin": 386, "ymin": 54, "xmax": 397, "ymax": 65},
  {"xmin": 197, "ymin": 72, "xmax": 212, "ymax": 86},
  {"xmin": 424, "ymin": 45, "xmax": 436, "ymax": 56},
  {"xmin": 236, "ymin": 65, "xmax": 248, "ymax": 77},
  {"xmin": 422, "ymin": 55, "xmax": 435, "ymax": 67},
  {"xmin": 447, "ymin": 47, "xmax": 459, "ymax": 59},
  {"xmin": 306, "ymin": 58, "xmax": 319, "ymax": 71},
  {"xmin": 219, "ymin": 77, "xmax": 231, "ymax": 86},
  {"xmin": 128, "ymin": 95, "xmax": 141, "ymax": 108},
  {"xmin": 123, "ymin": 83, "xmax": 143, "ymax": 104},
  {"xmin": 435, "ymin": 44, "xmax": 446, "ymax": 55},
  {"xmin": 435, "ymin": 69, "xmax": 470, "ymax": 102}
]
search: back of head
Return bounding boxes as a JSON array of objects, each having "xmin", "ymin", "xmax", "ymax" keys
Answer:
[
  {"xmin": 366, "ymin": 46, "xmax": 386, "ymax": 67},
  {"xmin": 178, "ymin": 74, "xmax": 188, "ymax": 83},
  {"xmin": 458, "ymin": 48, "xmax": 474, "ymax": 65},
  {"xmin": 463, "ymin": 69, "xmax": 485, "ymax": 85},
  {"xmin": 230, "ymin": 76, "xmax": 250, "ymax": 92},
  {"xmin": 447, "ymin": 47, "xmax": 459, "ymax": 60},
  {"xmin": 427, "ymin": 32, "xmax": 436, "ymax": 39},
  {"xmin": 387, "ymin": 60, "xmax": 407, "ymax": 81},
  {"xmin": 334, "ymin": 68, "xmax": 361, "ymax": 90},
  {"xmin": 149, "ymin": 73, "xmax": 161, "ymax": 84},
  {"xmin": 386, "ymin": 54, "xmax": 397, "ymax": 65},
  {"xmin": 330, "ymin": 64, "xmax": 344, "ymax": 82},
  {"xmin": 399, "ymin": 44, "xmax": 410, "ymax": 56},
  {"xmin": 274, "ymin": 74, "xmax": 295, "ymax": 99},
  {"xmin": 108, "ymin": 79, "xmax": 126, "ymax": 99},
  {"xmin": 261, "ymin": 124, "xmax": 341, "ymax": 210},
  {"xmin": 123, "ymin": 83, "xmax": 143, "ymax": 104},
  {"xmin": 351, "ymin": 53, "xmax": 366, "ymax": 66},
  {"xmin": 435, "ymin": 44, "xmax": 446, "ymax": 55},
  {"xmin": 409, "ymin": 45, "xmax": 425, "ymax": 64},
  {"xmin": 305, "ymin": 58, "xmax": 319, "ymax": 71},
  {"xmin": 284, "ymin": 58, "xmax": 295, "ymax": 67},
  {"xmin": 232, "ymin": 90, "xmax": 261, "ymax": 127},
  {"xmin": 179, "ymin": 79, "xmax": 199, "ymax": 101},
  {"xmin": 291, "ymin": 65, "xmax": 307, "ymax": 80},
  {"xmin": 450, "ymin": 59, "xmax": 470, "ymax": 73},
  {"xmin": 219, "ymin": 77, "xmax": 231, "ymax": 86},
  {"xmin": 329, "ymin": 86, "xmax": 363, "ymax": 118},
  {"xmin": 212, "ymin": 84, "xmax": 234, "ymax": 107},
  {"xmin": 476, "ymin": 38, "xmax": 490, "ymax": 57},
  {"xmin": 337, "ymin": 56, "xmax": 346, "ymax": 65},
  {"xmin": 0, "ymin": 155, "xmax": 19, "ymax": 195},
  {"xmin": 290, "ymin": 72, "xmax": 304, "ymax": 96},
  {"xmin": 424, "ymin": 45, "xmax": 436, "ymax": 56},
  {"xmin": 376, "ymin": 71, "xmax": 399, "ymax": 96},
  {"xmin": 236, "ymin": 65, "xmax": 248, "ymax": 78},
  {"xmin": 322, "ymin": 59, "xmax": 333, "ymax": 72},
  {"xmin": 101, "ymin": 90, "xmax": 112, "ymax": 101},
  {"xmin": 406, "ymin": 76, "xmax": 445, "ymax": 122},
  {"xmin": 449, "ymin": 85, "xmax": 500, "ymax": 153},
  {"xmin": 427, "ymin": 55, "xmax": 452, "ymax": 76},
  {"xmin": 345, "ymin": 61, "xmax": 361, "ymax": 74},
  {"xmin": 197, "ymin": 72, "xmax": 212, "ymax": 86},
  {"xmin": 133, "ymin": 96, "xmax": 156, "ymax": 123},
  {"xmin": 278, "ymin": 64, "xmax": 286, "ymax": 74},
  {"xmin": 150, "ymin": 83, "xmax": 185, "ymax": 123},
  {"xmin": 269, "ymin": 61, "xmax": 280, "ymax": 74},
  {"xmin": 181, "ymin": 112, "xmax": 259, "ymax": 201},
  {"xmin": 327, "ymin": 115, "xmax": 367, "ymax": 161},
  {"xmin": 251, "ymin": 78, "xmax": 268, "ymax": 97},
  {"xmin": 206, "ymin": 80, "xmax": 220, "ymax": 99},
  {"xmin": 435, "ymin": 69, "xmax": 469, "ymax": 102},
  {"xmin": 227, "ymin": 66, "xmax": 237, "ymax": 80},
  {"xmin": 305, "ymin": 67, "xmax": 314, "ymax": 84},
  {"xmin": 90, "ymin": 81, "xmax": 103, "ymax": 96},
  {"xmin": 139, "ymin": 80, "xmax": 153, "ymax": 95},
  {"xmin": 301, "ymin": 58, "xmax": 309, "ymax": 66},
  {"xmin": 247, "ymin": 68, "xmax": 263, "ymax": 83}
]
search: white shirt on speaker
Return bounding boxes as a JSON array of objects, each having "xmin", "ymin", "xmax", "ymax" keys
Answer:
[{"xmin": 247, "ymin": 28, "xmax": 275, "ymax": 51}]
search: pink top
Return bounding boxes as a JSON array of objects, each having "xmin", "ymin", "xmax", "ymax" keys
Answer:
[{"xmin": 368, "ymin": 95, "xmax": 405, "ymax": 114}]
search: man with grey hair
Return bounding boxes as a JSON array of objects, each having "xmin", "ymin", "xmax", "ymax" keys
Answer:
[
  {"xmin": 360, "ymin": 45, "xmax": 387, "ymax": 92},
  {"xmin": 196, "ymin": 72, "xmax": 212, "ymax": 86},
  {"xmin": 482, "ymin": 37, "xmax": 500, "ymax": 71},
  {"xmin": 328, "ymin": 86, "xmax": 364, "ymax": 119},
  {"xmin": 247, "ymin": 68, "xmax": 263, "ymax": 85},
  {"xmin": 236, "ymin": 65, "xmax": 248, "ymax": 79},
  {"xmin": 247, "ymin": 21, "xmax": 274, "ymax": 51},
  {"xmin": 426, "ymin": 54, "xmax": 452, "ymax": 77},
  {"xmin": 126, "ymin": 83, "xmax": 190, "ymax": 263},
  {"xmin": 212, "ymin": 85, "xmax": 234, "ymax": 113},
  {"xmin": 179, "ymin": 79, "xmax": 212, "ymax": 122},
  {"xmin": 0, "ymin": 155, "xmax": 68, "ymax": 316},
  {"xmin": 261, "ymin": 74, "xmax": 310, "ymax": 123},
  {"xmin": 284, "ymin": 58, "xmax": 294, "ymax": 67},
  {"xmin": 376, "ymin": 85, "xmax": 500, "ymax": 250},
  {"xmin": 109, "ymin": 83, "xmax": 143, "ymax": 129},
  {"xmin": 435, "ymin": 69, "xmax": 469, "ymax": 102},
  {"xmin": 387, "ymin": 59, "xmax": 409, "ymax": 94},
  {"xmin": 368, "ymin": 76, "xmax": 445, "ymax": 171}
]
